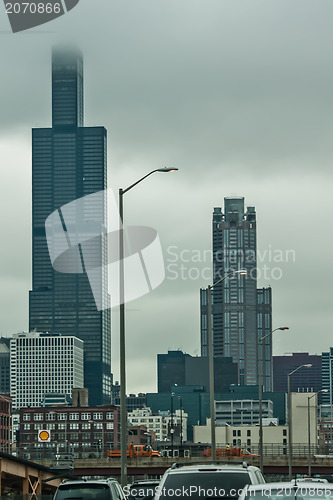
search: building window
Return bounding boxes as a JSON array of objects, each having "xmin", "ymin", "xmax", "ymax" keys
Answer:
[
  {"xmin": 106, "ymin": 412, "xmax": 114, "ymax": 420},
  {"xmin": 93, "ymin": 413, "xmax": 103, "ymax": 420},
  {"xmin": 34, "ymin": 413, "xmax": 43, "ymax": 421},
  {"xmin": 69, "ymin": 413, "xmax": 79, "ymax": 420},
  {"xmin": 106, "ymin": 423, "xmax": 114, "ymax": 430},
  {"xmin": 81, "ymin": 413, "xmax": 91, "ymax": 420},
  {"xmin": 23, "ymin": 414, "xmax": 31, "ymax": 421},
  {"xmin": 283, "ymin": 429, "xmax": 287, "ymax": 436}
]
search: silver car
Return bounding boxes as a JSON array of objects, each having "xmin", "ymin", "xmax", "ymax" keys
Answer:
[{"xmin": 155, "ymin": 462, "xmax": 266, "ymax": 500}]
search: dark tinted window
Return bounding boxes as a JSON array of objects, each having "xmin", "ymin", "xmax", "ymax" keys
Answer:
[
  {"xmin": 160, "ymin": 471, "xmax": 251, "ymax": 499},
  {"xmin": 129, "ymin": 484, "xmax": 159, "ymax": 500},
  {"xmin": 55, "ymin": 483, "xmax": 112, "ymax": 500}
]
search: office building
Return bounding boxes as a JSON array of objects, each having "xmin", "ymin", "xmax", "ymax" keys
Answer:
[
  {"xmin": 158, "ymin": 350, "xmax": 238, "ymax": 393},
  {"xmin": 200, "ymin": 198, "xmax": 272, "ymax": 389},
  {"xmin": 273, "ymin": 352, "xmax": 322, "ymax": 394},
  {"xmin": 0, "ymin": 338, "xmax": 10, "ymax": 395},
  {"xmin": 128, "ymin": 407, "xmax": 187, "ymax": 443},
  {"xmin": 29, "ymin": 47, "xmax": 111, "ymax": 405},
  {"xmin": 19, "ymin": 404, "xmax": 119, "ymax": 459},
  {"xmin": 322, "ymin": 348, "xmax": 333, "ymax": 405},
  {"xmin": 10, "ymin": 332, "xmax": 84, "ymax": 410},
  {"xmin": 147, "ymin": 384, "xmax": 286, "ymax": 442},
  {"xmin": 112, "ymin": 391, "xmax": 147, "ymax": 413},
  {"xmin": 215, "ymin": 399, "xmax": 274, "ymax": 426}
]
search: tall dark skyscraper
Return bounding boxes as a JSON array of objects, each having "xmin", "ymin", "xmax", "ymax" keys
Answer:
[
  {"xmin": 29, "ymin": 48, "xmax": 111, "ymax": 405},
  {"xmin": 200, "ymin": 197, "xmax": 272, "ymax": 390}
]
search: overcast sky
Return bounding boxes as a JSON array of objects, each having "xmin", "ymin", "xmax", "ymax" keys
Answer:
[{"xmin": 0, "ymin": 0, "xmax": 332, "ymax": 394}]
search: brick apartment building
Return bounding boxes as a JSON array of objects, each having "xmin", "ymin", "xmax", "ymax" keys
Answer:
[{"xmin": 18, "ymin": 405, "xmax": 120, "ymax": 460}]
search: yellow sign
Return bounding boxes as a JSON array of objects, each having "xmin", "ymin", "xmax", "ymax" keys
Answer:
[{"xmin": 38, "ymin": 430, "xmax": 51, "ymax": 442}]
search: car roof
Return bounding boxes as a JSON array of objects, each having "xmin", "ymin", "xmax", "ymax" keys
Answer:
[
  {"xmin": 130, "ymin": 480, "xmax": 160, "ymax": 486},
  {"xmin": 244, "ymin": 482, "xmax": 333, "ymax": 491},
  {"xmin": 168, "ymin": 462, "xmax": 259, "ymax": 472},
  {"xmin": 60, "ymin": 478, "xmax": 117, "ymax": 485}
]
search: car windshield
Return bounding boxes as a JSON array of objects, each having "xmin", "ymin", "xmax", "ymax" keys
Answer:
[
  {"xmin": 159, "ymin": 471, "xmax": 251, "ymax": 499},
  {"xmin": 55, "ymin": 483, "xmax": 111, "ymax": 500},
  {"xmin": 128, "ymin": 484, "xmax": 159, "ymax": 500},
  {"xmin": 246, "ymin": 486, "xmax": 333, "ymax": 500}
]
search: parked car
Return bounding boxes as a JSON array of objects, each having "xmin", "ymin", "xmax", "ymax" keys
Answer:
[
  {"xmin": 154, "ymin": 462, "xmax": 265, "ymax": 500},
  {"xmin": 53, "ymin": 478, "xmax": 126, "ymax": 500},
  {"xmin": 238, "ymin": 481, "xmax": 333, "ymax": 500}
]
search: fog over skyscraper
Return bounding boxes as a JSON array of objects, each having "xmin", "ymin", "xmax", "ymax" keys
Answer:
[
  {"xmin": 200, "ymin": 197, "xmax": 272, "ymax": 390},
  {"xmin": 29, "ymin": 47, "xmax": 111, "ymax": 405}
]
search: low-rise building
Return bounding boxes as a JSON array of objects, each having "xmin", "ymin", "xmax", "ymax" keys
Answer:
[
  {"xmin": 193, "ymin": 393, "xmax": 317, "ymax": 455},
  {"xmin": 18, "ymin": 405, "xmax": 120, "ymax": 460},
  {"xmin": 128, "ymin": 407, "xmax": 187, "ymax": 443},
  {"xmin": 215, "ymin": 399, "xmax": 274, "ymax": 426}
]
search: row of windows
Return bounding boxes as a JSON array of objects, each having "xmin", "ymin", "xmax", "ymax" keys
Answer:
[{"xmin": 23, "ymin": 412, "xmax": 114, "ymax": 421}]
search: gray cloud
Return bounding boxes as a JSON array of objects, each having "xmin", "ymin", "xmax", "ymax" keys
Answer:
[{"xmin": 0, "ymin": 0, "xmax": 332, "ymax": 393}]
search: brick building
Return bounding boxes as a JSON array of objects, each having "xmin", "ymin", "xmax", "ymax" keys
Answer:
[{"xmin": 19, "ymin": 405, "xmax": 119, "ymax": 460}]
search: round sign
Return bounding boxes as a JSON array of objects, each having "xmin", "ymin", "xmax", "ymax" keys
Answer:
[{"xmin": 38, "ymin": 430, "xmax": 51, "ymax": 442}]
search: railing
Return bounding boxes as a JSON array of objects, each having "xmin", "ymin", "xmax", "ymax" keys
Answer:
[{"xmin": 15, "ymin": 443, "xmax": 333, "ymax": 461}]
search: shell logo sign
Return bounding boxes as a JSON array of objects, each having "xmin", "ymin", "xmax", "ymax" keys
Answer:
[{"xmin": 38, "ymin": 430, "xmax": 51, "ymax": 442}]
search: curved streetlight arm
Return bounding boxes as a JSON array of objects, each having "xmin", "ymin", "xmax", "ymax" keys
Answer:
[
  {"xmin": 289, "ymin": 364, "xmax": 312, "ymax": 377},
  {"xmin": 121, "ymin": 167, "xmax": 178, "ymax": 195},
  {"xmin": 209, "ymin": 270, "xmax": 247, "ymax": 291},
  {"xmin": 259, "ymin": 327, "xmax": 289, "ymax": 344}
]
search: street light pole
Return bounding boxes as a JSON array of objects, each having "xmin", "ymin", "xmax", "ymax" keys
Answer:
[
  {"xmin": 207, "ymin": 269, "xmax": 247, "ymax": 462},
  {"xmin": 178, "ymin": 395, "xmax": 183, "ymax": 455},
  {"xmin": 258, "ymin": 327, "xmax": 289, "ymax": 471},
  {"xmin": 288, "ymin": 364, "xmax": 312, "ymax": 480},
  {"xmin": 170, "ymin": 392, "xmax": 175, "ymax": 457},
  {"xmin": 307, "ymin": 390, "xmax": 327, "ymax": 477},
  {"xmin": 119, "ymin": 167, "xmax": 177, "ymax": 487}
]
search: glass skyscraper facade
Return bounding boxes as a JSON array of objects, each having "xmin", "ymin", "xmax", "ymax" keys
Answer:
[
  {"xmin": 29, "ymin": 48, "xmax": 111, "ymax": 405},
  {"xmin": 200, "ymin": 197, "xmax": 272, "ymax": 390}
]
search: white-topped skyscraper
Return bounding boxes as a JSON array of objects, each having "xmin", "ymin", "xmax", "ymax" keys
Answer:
[
  {"xmin": 29, "ymin": 47, "xmax": 111, "ymax": 405},
  {"xmin": 200, "ymin": 197, "xmax": 272, "ymax": 390}
]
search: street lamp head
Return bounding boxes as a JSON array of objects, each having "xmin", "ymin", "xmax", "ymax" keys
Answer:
[
  {"xmin": 304, "ymin": 364, "xmax": 312, "ymax": 368},
  {"xmin": 236, "ymin": 270, "xmax": 247, "ymax": 275},
  {"xmin": 278, "ymin": 327, "xmax": 289, "ymax": 331},
  {"xmin": 157, "ymin": 167, "xmax": 178, "ymax": 173}
]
